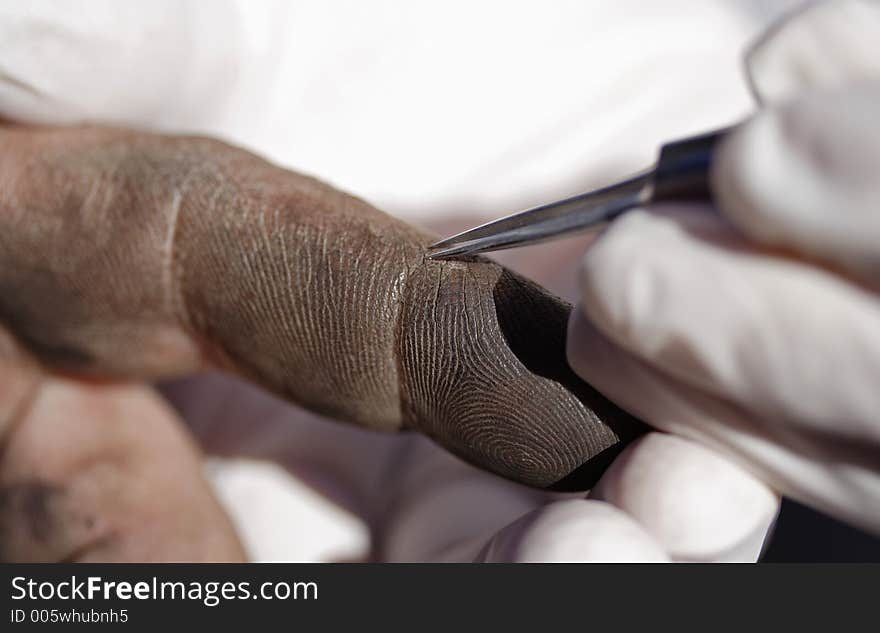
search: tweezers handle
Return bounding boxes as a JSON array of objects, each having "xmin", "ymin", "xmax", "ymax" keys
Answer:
[{"xmin": 651, "ymin": 127, "xmax": 731, "ymax": 203}]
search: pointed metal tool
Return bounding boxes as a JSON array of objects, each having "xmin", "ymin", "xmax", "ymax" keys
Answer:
[{"xmin": 426, "ymin": 127, "xmax": 729, "ymax": 260}]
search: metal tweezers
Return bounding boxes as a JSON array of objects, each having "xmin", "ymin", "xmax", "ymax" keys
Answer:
[{"xmin": 426, "ymin": 127, "xmax": 730, "ymax": 260}]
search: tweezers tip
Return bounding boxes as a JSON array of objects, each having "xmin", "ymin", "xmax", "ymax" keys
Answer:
[
  {"xmin": 425, "ymin": 242, "xmax": 479, "ymax": 261},
  {"xmin": 424, "ymin": 248, "xmax": 461, "ymax": 261},
  {"xmin": 426, "ymin": 236, "xmax": 460, "ymax": 251}
]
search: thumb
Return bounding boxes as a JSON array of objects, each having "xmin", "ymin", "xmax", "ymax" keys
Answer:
[
  {"xmin": 745, "ymin": 0, "xmax": 880, "ymax": 106},
  {"xmin": 714, "ymin": 0, "xmax": 880, "ymax": 282},
  {"xmin": 712, "ymin": 82, "xmax": 880, "ymax": 283}
]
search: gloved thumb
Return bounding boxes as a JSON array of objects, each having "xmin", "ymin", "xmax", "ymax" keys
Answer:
[
  {"xmin": 745, "ymin": 0, "xmax": 880, "ymax": 106},
  {"xmin": 711, "ymin": 0, "xmax": 880, "ymax": 283},
  {"xmin": 712, "ymin": 83, "xmax": 880, "ymax": 283}
]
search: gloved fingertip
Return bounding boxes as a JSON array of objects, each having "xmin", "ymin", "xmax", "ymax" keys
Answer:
[
  {"xmin": 745, "ymin": 0, "xmax": 880, "ymax": 106},
  {"xmin": 577, "ymin": 209, "xmax": 663, "ymax": 342},
  {"xmin": 713, "ymin": 86, "xmax": 880, "ymax": 281},
  {"xmin": 575, "ymin": 205, "xmax": 729, "ymax": 363},
  {"xmin": 478, "ymin": 499, "xmax": 669, "ymax": 563},
  {"xmin": 589, "ymin": 433, "xmax": 779, "ymax": 562}
]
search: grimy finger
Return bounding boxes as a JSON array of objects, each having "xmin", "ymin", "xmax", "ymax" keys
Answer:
[{"xmin": 0, "ymin": 124, "xmax": 643, "ymax": 489}]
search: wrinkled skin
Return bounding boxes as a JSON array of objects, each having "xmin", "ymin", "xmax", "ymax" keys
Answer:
[{"xmin": 0, "ymin": 123, "xmax": 642, "ymax": 561}]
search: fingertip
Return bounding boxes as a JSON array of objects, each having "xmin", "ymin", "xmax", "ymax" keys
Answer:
[
  {"xmin": 576, "ymin": 205, "xmax": 729, "ymax": 364},
  {"xmin": 578, "ymin": 209, "xmax": 662, "ymax": 346},
  {"xmin": 590, "ymin": 433, "xmax": 779, "ymax": 562},
  {"xmin": 744, "ymin": 0, "xmax": 880, "ymax": 106},
  {"xmin": 713, "ymin": 86, "xmax": 880, "ymax": 282},
  {"xmin": 479, "ymin": 499, "xmax": 669, "ymax": 563}
]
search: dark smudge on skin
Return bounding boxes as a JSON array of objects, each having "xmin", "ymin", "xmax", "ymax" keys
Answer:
[
  {"xmin": 0, "ymin": 480, "xmax": 61, "ymax": 541},
  {"xmin": 0, "ymin": 480, "xmax": 64, "ymax": 560}
]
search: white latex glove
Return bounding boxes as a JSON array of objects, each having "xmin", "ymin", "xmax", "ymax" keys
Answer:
[
  {"xmin": 568, "ymin": 0, "xmax": 880, "ymax": 536},
  {"xmin": 0, "ymin": 0, "xmax": 779, "ymax": 562},
  {"xmin": 164, "ymin": 373, "xmax": 779, "ymax": 563}
]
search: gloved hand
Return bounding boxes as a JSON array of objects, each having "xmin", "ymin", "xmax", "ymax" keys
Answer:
[
  {"xmin": 568, "ymin": 0, "xmax": 880, "ymax": 535},
  {"xmin": 0, "ymin": 0, "xmax": 779, "ymax": 562}
]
